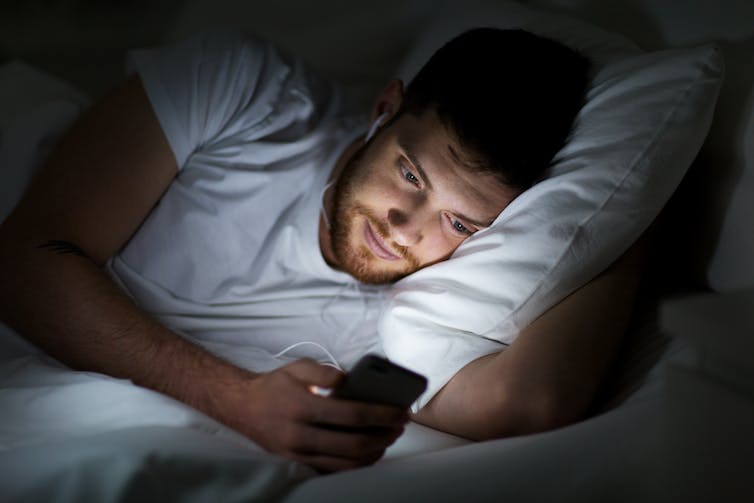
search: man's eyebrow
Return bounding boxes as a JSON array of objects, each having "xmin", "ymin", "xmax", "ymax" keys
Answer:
[{"xmin": 398, "ymin": 139, "xmax": 433, "ymax": 191}]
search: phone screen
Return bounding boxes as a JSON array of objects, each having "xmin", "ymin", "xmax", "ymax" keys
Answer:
[{"xmin": 330, "ymin": 354, "xmax": 427, "ymax": 408}]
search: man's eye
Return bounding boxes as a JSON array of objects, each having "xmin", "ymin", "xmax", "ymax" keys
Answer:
[
  {"xmin": 401, "ymin": 164, "xmax": 420, "ymax": 186},
  {"xmin": 448, "ymin": 216, "xmax": 474, "ymax": 236}
]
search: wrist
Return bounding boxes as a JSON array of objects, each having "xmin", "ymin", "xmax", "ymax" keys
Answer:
[
  {"xmin": 131, "ymin": 329, "xmax": 258, "ymax": 422},
  {"xmin": 197, "ymin": 357, "xmax": 260, "ymax": 426}
]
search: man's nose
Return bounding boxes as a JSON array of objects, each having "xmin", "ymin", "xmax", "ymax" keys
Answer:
[{"xmin": 388, "ymin": 207, "xmax": 423, "ymax": 247}]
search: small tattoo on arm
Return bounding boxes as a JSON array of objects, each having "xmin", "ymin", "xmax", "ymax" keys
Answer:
[{"xmin": 38, "ymin": 240, "xmax": 89, "ymax": 258}]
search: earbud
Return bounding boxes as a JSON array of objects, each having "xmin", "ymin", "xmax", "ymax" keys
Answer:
[{"xmin": 365, "ymin": 112, "xmax": 390, "ymax": 143}]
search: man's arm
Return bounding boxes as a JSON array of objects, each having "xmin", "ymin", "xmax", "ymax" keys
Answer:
[
  {"xmin": 412, "ymin": 237, "xmax": 646, "ymax": 440},
  {"xmin": 0, "ymin": 75, "xmax": 406, "ymax": 472}
]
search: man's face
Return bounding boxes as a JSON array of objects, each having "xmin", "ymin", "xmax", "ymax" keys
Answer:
[{"xmin": 328, "ymin": 109, "xmax": 518, "ymax": 284}]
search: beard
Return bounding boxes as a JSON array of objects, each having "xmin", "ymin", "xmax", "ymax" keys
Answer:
[{"xmin": 329, "ymin": 142, "xmax": 421, "ymax": 284}]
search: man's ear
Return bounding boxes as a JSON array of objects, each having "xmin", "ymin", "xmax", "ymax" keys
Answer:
[{"xmin": 370, "ymin": 79, "xmax": 404, "ymax": 123}]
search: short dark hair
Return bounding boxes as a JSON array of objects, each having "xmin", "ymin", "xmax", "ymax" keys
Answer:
[{"xmin": 401, "ymin": 28, "xmax": 590, "ymax": 191}]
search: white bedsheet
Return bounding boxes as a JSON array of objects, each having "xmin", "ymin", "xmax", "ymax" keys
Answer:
[
  {"xmin": 0, "ymin": 325, "xmax": 307, "ymax": 501},
  {"xmin": 0, "ymin": 322, "xmax": 468, "ymax": 502}
]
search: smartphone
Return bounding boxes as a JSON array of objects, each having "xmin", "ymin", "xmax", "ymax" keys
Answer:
[{"xmin": 330, "ymin": 354, "xmax": 427, "ymax": 408}]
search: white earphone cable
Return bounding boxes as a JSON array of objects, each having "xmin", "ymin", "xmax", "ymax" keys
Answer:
[{"xmin": 273, "ymin": 340, "xmax": 343, "ymax": 371}]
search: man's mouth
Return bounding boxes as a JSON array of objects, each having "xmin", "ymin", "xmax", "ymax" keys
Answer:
[{"xmin": 364, "ymin": 220, "xmax": 401, "ymax": 261}]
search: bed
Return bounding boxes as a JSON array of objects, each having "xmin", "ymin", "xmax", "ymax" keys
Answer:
[{"xmin": 1, "ymin": 0, "xmax": 752, "ymax": 501}]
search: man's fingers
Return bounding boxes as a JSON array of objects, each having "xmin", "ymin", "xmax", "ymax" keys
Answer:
[
  {"xmin": 288, "ymin": 450, "xmax": 386, "ymax": 473},
  {"xmin": 282, "ymin": 423, "xmax": 404, "ymax": 472},
  {"xmin": 239, "ymin": 359, "xmax": 410, "ymax": 473},
  {"xmin": 292, "ymin": 422, "xmax": 403, "ymax": 457},
  {"xmin": 309, "ymin": 398, "xmax": 409, "ymax": 430}
]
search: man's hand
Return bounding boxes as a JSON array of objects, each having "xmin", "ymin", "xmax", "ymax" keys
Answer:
[{"xmin": 216, "ymin": 360, "xmax": 408, "ymax": 472}]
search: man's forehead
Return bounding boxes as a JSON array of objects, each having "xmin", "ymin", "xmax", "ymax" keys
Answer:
[{"xmin": 400, "ymin": 109, "xmax": 485, "ymax": 167}]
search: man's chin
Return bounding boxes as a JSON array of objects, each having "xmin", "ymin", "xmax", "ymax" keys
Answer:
[
  {"xmin": 341, "ymin": 255, "xmax": 416, "ymax": 285},
  {"xmin": 348, "ymin": 267, "xmax": 412, "ymax": 285}
]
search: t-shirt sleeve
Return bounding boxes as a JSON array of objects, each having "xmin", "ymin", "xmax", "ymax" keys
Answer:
[{"xmin": 126, "ymin": 32, "xmax": 292, "ymax": 169}]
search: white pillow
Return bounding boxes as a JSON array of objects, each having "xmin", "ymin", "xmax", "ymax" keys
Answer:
[{"xmin": 378, "ymin": 0, "xmax": 724, "ymax": 409}]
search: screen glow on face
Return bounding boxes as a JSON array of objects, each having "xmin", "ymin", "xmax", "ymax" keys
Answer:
[{"xmin": 328, "ymin": 111, "xmax": 515, "ymax": 284}]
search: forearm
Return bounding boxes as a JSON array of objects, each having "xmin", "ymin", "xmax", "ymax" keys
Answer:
[
  {"xmin": 0, "ymin": 233, "xmax": 254, "ymax": 417},
  {"xmin": 413, "ymin": 238, "xmax": 646, "ymax": 440},
  {"xmin": 411, "ymin": 353, "xmax": 516, "ymax": 440},
  {"xmin": 411, "ymin": 352, "xmax": 537, "ymax": 441}
]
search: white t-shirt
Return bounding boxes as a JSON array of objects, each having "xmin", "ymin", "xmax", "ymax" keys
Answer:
[{"xmin": 108, "ymin": 32, "xmax": 387, "ymax": 372}]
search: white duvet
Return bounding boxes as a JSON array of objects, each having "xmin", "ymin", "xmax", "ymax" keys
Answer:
[{"xmin": 0, "ymin": 322, "xmax": 469, "ymax": 502}]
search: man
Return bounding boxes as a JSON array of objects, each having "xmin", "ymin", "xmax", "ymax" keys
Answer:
[{"xmin": 0, "ymin": 28, "xmax": 641, "ymax": 472}]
